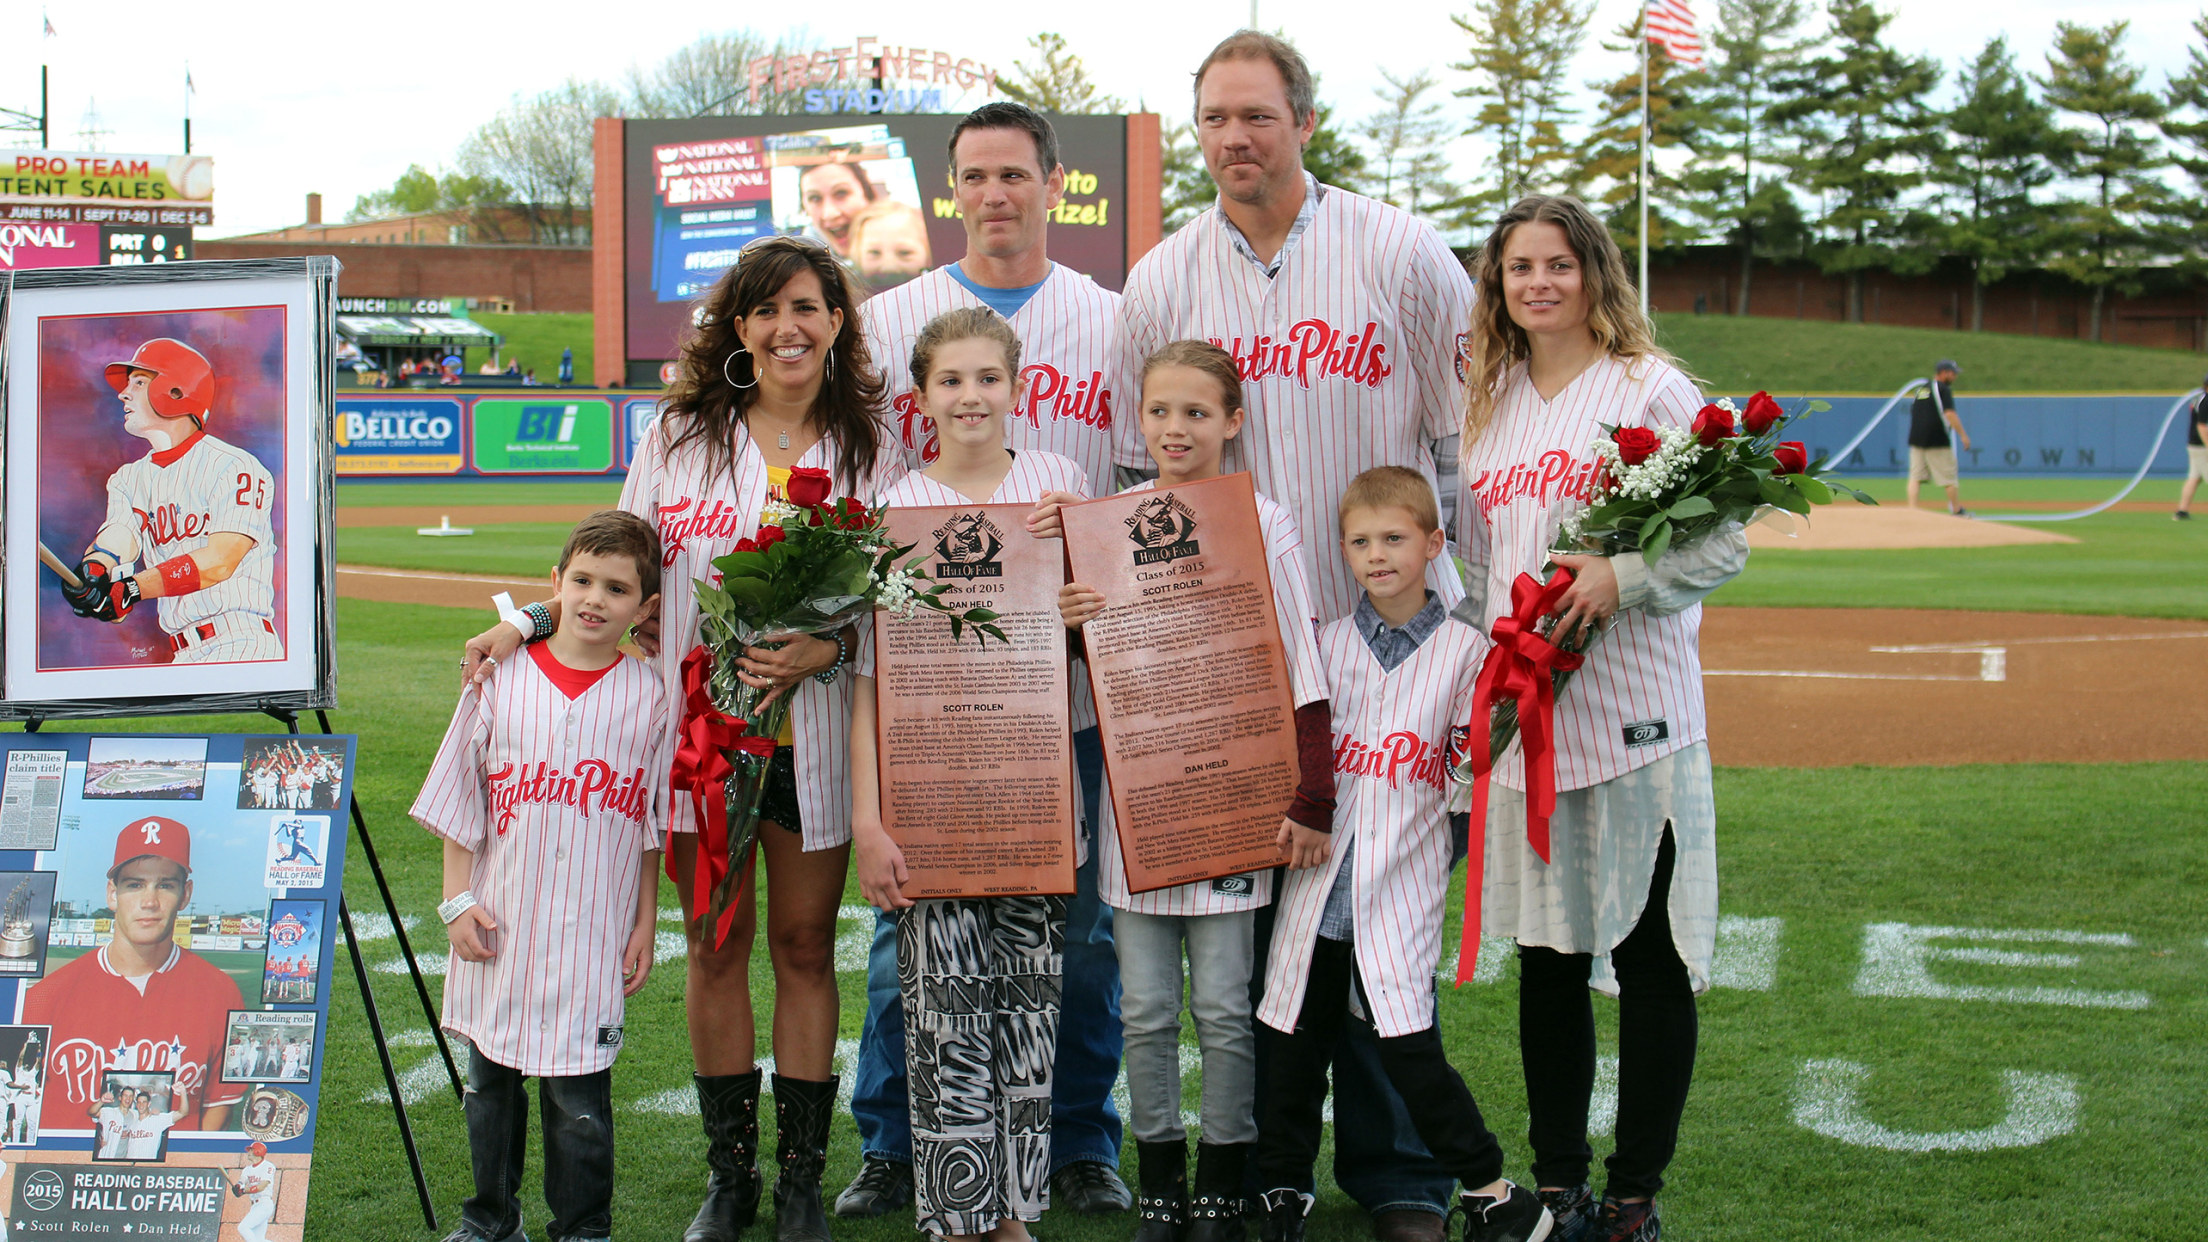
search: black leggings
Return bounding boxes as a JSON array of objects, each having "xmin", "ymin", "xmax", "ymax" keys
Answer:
[{"xmin": 1517, "ymin": 828, "xmax": 1696, "ymax": 1200}]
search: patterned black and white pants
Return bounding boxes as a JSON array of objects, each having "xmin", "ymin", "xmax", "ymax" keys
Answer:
[{"xmin": 899, "ymin": 894, "xmax": 1066, "ymax": 1236}]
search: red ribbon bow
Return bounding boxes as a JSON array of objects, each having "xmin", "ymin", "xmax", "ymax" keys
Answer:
[
  {"xmin": 1455, "ymin": 569, "xmax": 1585, "ymax": 985},
  {"xmin": 669, "ymin": 646, "xmax": 763, "ymax": 947}
]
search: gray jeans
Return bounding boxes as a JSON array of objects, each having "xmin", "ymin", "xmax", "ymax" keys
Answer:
[{"xmin": 1114, "ymin": 908, "xmax": 1257, "ymax": 1144}]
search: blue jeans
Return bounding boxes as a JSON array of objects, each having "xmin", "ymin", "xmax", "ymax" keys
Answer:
[{"xmin": 851, "ymin": 726, "xmax": 1124, "ymax": 1170}]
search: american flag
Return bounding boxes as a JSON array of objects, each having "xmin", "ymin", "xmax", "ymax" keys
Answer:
[{"xmin": 1645, "ymin": 0, "xmax": 1704, "ymax": 69}]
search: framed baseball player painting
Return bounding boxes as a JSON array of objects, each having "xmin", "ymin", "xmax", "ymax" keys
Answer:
[{"xmin": 0, "ymin": 258, "xmax": 339, "ymax": 719}]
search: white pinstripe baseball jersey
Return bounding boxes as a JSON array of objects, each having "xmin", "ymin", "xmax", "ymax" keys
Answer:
[
  {"xmin": 863, "ymin": 264, "xmax": 1120, "ymax": 493},
  {"xmin": 1260, "ymin": 616, "xmax": 1482, "ymax": 1038},
  {"xmin": 1112, "ymin": 186, "xmax": 1474, "ymax": 621},
  {"xmin": 99, "ymin": 431, "xmax": 278, "ymax": 637},
  {"xmin": 1093, "ymin": 480, "xmax": 1327, "ymax": 916},
  {"xmin": 1459, "ymin": 354, "xmax": 1708, "ymax": 791},
  {"xmin": 622, "ymin": 418, "xmax": 904, "ymax": 848},
  {"xmin": 411, "ymin": 646, "xmax": 669, "ymax": 1076}
]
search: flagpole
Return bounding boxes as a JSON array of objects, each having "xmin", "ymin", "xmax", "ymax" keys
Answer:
[
  {"xmin": 1639, "ymin": 0, "xmax": 1651, "ymax": 317},
  {"xmin": 183, "ymin": 63, "xmax": 192, "ymax": 154}
]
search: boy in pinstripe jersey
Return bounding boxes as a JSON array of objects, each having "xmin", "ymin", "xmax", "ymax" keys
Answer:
[
  {"xmin": 414, "ymin": 512, "xmax": 670, "ymax": 1242},
  {"xmin": 1252, "ymin": 469, "xmax": 1548, "ymax": 1242}
]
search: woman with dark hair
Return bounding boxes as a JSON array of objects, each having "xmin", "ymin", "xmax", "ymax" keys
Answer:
[
  {"xmin": 1457, "ymin": 195, "xmax": 1746, "ymax": 1242},
  {"xmin": 463, "ymin": 235, "xmax": 899, "ymax": 1242}
]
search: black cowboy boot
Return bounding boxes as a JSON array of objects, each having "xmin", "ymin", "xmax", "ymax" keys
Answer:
[
  {"xmin": 771, "ymin": 1075, "xmax": 838, "ymax": 1242},
  {"xmin": 685, "ymin": 1071, "xmax": 763, "ymax": 1242},
  {"xmin": 1132, "ymin": 1138, "xmax": 1189, "ymax": 1242},
  {"xmin": 1183, "ymin": 1141, "xmax": 1250, "ymax": 1242}
]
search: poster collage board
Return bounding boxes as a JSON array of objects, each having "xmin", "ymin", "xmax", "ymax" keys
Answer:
[{"xmin": 0, "ymin": 731, "xmax": 352, "ymax": 1241}]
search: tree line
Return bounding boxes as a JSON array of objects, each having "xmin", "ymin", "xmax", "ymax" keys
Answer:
[
  {"xmin": 350, "ymin": 12, "xmax": 2208, "ymax": 344},
  {"xmin": 1431, "ymin": 1, "xmax": 2208, "ymax": 341}
]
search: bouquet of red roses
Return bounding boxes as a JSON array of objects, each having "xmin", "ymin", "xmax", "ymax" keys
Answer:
[
  {"xmin": 1466, "ymin": 391, "xmax": 1872, "ymax": 772},
  {"xmin": 676, "ymin": 466, "xmax": 1002, "ymax": 945}
]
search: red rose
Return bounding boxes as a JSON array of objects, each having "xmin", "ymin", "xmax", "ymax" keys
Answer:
[
  {"xmin": 1772, "ymin": 441, "xmax": 1808, "ymax": 475},
  {"xmin": 733, "ymin": 537, "xmax": 759, "ymax": 553},
  {"xmin": 786, "ymin": 466, "xmax": 833, "ymax": 509},
  {"xmin": 1612, "ymin": 426, "xmax": 1661, "ymax": 466},
  {"xmin": 1692, "ymin": 403, "xmax": 1735, "ymax": 446},
  {"xmin": 1743, "ymin": 391, "xmax": 1785, "ymax": 436},
  {"xmin": 754, "ymin": 524, "xmax": 786, "ymax": 549}
]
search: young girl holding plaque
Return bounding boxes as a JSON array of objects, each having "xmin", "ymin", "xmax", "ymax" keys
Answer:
[
  {"xmin": 850, "ymin": 308, "xmax": 1088, "ymax": 1242},
  {"xmin": 1049, "ymin": 341, "xmax": 1332, "ymax": 1242},
  {"xmin": 1459, "ymin": 195, "xmax": 1748, "ymax": 1242}
]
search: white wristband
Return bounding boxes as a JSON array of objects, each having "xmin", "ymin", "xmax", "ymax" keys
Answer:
[
  {"xmin": 491, "ymin": 591, "xmax": 535, "ymax": 640},
  {"xmin": 438, "ymin": 891, "xmax": 479, "ymax": 925}
]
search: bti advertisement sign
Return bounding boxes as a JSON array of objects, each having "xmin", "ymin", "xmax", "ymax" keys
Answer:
[
  {"xmin": 470, "ymin": 399, "xmax": 615, "ymax": 474},
  {"xmin": 333, "ymin": 399, "xmax": 464, "ymax": 474}
]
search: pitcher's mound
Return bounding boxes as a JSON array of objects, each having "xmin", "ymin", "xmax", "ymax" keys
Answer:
[{"xmin": 1746, "ymin": 505, "xmax": 2076, "ymax": 550}]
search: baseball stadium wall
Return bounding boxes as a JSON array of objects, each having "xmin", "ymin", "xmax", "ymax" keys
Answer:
[
  {"xmin": 1650, "ymin": 247, "xmax": 2208, "ymax": 350},
  {"xmin": 195, "ymin": 240, "xmax": 590, "ymax": 313},
  {"xmin": 330, "ymin": 390, "xmax": 2191, "ymax": 479}
]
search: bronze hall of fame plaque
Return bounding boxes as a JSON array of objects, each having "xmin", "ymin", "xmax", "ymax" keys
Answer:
[
  {"xmin": 1062, "ymin": 473, "xmax": 1298, "ymax": 893},
  {"xmin": 874, "ymin": 504, "xmax": 1076, "ymax": 899}
]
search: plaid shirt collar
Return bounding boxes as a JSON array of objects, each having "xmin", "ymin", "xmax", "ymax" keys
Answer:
[
  {"xmin": 1220, "ymin": 172, "xmax": 1323, "ymax": 278},
  {"xmin": 1354, "ymin": 590, "xmax": 1445, "ymax": 671}
]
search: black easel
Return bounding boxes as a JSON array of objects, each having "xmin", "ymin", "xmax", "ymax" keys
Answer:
[{"xmin": 21, "ymin": 707, "xmax": 456, "ymax": 1230}]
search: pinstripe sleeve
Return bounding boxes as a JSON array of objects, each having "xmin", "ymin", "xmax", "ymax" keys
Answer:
[
  {"xmin": 1112, "ymin": 276, "xmax": 1167, "ymax": 471},
  {"xmin": 411, "ymin": 682, "xmax": 492, "ymax": 850},
  {"xmin": 620, "ymin": 421, "xmax": 663, "ymax": 523},
  {"xmin": 1405, "ymin": 224, "xmax": 1476, "ymax": 447}
]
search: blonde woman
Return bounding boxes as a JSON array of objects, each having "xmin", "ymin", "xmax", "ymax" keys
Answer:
[{"xmin": 1457, "ymin": 195, "xmax": 1747, "ymax": 1242}]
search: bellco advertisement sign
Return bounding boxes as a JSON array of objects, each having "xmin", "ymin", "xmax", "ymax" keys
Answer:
[{"xmin": 333, "ymin": 399, "xmax": 464, "ymax": 475}]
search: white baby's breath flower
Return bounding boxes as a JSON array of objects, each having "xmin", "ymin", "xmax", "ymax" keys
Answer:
[{"xmin": 761, "ymin": 499, "xmax": 802, "ymax": 527}]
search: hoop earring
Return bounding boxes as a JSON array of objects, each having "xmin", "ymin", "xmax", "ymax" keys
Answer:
[
  {"xmin": 723, "ymin": 348, "xmax": 757, "ymax": 390},
  {"xmin": 824, "ymin": 346, "xmax": 837, "ymax": 384}
]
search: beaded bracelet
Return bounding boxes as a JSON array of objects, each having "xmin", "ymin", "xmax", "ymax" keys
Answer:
[
  {"xmin": 521, "ymin": 601, "xmax": 554, "ymax": 643},
  {"xmin": 813, "ymin": 627, "xmax": 852, "ymax": 684}
]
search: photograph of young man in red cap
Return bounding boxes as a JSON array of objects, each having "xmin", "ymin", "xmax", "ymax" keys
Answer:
[{"xmin": 21, "ymin": 814, "xmax": 247, "ymax": 1133}]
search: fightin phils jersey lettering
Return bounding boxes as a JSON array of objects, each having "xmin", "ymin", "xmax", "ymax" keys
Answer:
[
  {"xmin": 486, "ymin": 759, "xmax": 653, "ymax": 835},
  {"xmin": 1332, "ymin": 727, "xmax": 1458, "ymax": 794},
  {"xmin": 1217, "ymin": 318, "xmax": 1392, "ymax": 390}
]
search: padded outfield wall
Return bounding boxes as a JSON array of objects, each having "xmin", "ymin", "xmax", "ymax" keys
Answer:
[{"xmin": 332, "ymin": 391, "xmax": 2195, "ymax": 479}]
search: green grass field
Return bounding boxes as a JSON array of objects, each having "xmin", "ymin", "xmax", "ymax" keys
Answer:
[
  {"xmin": 41, "ymin": 613, "xmax": 2200, "ymax": 1241},
  {"xmin": 448, "ymin": 310, "xmax": 2208, "ymax": 397},
  {"xmin": 10, "ymin": 475, "xmax": 2202, "ymax": 1241},
  {"xmin": 464, "ymin": 312, "xmax": 593, "ymax": 382}
]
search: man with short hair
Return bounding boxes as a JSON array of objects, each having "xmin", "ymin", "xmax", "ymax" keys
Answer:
[
  {"xmin": 1111, "ymin": 29, "xmax": 1477, "ymax": 1242},
  {"xmin": 1907, "ymin": 359, "xmax": 1973, "ymax": 516},
  {"xmin": 842, "ymin": 99, "xmax": 1130, "ymax": 1220},
  {"xmin": 24, "ymin": 817, "xmax": 246, "ymax": 1133}
]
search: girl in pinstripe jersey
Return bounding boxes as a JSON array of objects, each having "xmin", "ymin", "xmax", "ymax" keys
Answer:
[{"xmin": 1458, "ymin": 197, "xmax": 1748, "ymax": 1242}]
